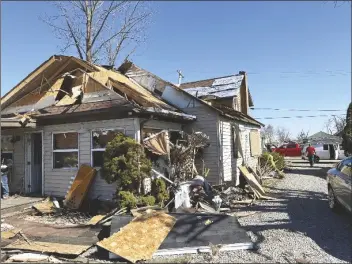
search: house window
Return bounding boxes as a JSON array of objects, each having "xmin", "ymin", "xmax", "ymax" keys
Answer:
[
  {"xmin": 323, "ymin": 144, "xmax": 329, "ymax": 150},
  {"xmin": 53, "ymin": 132, "xmax": 79, "ymax": 169},
  {"xmin": 91, "ymin": 129, "xmax": 124, "ymax": 168}
]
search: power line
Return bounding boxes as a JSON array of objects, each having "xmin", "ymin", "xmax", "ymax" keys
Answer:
[
  {"xmin": 250, "ymin": 107, "xmax": 346, "ymax": 112},
  {"xmin": 254, "ymin": 114, "xmax": 345, "ymax": 120}
]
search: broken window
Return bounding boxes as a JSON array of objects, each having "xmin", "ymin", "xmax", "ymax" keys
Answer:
[
  {"xmin": 53, "ymin": 132, "xmax": 78, "ymax": 169},
  {"xmin": 91, "ymin": 129, "xmax": 125, "ymax": 167}
]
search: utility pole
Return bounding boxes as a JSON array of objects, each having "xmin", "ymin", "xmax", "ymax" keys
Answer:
[{"xmin": 177, "ymin": 70, "xmax": 184, "ymax": 86}]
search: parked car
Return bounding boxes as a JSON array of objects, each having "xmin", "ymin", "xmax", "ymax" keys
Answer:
[
  {"xmin": 326, "ymin": 157, "xmax": 352, "ymax": 213},
  {"xmin": 301, "ymin": 143, "xmax": 339, "ymax": 161},
  {"xmin": 273, "ymin": 142, "xmax": 301, "ymax": 157}
]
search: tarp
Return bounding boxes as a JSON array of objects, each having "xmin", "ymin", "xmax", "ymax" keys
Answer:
[{"xmin": 143, "ymin": 130, "xmax": 170, "ymax": 156}]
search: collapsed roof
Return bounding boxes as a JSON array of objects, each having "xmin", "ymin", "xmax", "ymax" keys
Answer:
[{"xmin": 1, "ymin": 55, "xmax": 196, "ymax": 127}]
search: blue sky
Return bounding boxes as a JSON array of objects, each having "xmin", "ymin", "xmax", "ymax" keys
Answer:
[{"xmin": 1, "ymin": 1, "xmax": 351, "ymax": 137}]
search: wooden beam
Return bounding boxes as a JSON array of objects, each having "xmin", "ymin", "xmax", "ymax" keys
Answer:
[{"xmin": 1, "ymin": 56, "xmax": 58, "ymax": 107}]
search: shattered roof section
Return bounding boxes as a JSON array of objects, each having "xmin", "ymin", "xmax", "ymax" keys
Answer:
[{"xmin": 180, "ymin": 75, "xmax": 244, "ymax": 99}]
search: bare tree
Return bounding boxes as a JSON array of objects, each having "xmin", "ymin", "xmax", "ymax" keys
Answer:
[
  {"xmin": 325, "ymin": 115, "xmax": 346, "ymax": 135},
  {"xmin": 276, "ymin": 127, "xmax": 291, "ymax": 143},
  {"xmin": 262, "ymin": 124, "xmax": 275, "ymax": 143},
  {"xmin": 41, "ymin": 1, "xmax": 152, "ymax": 66},
  {"xmin": 296, "ymin": 129, "xmax": 309, "ymax": 143}
]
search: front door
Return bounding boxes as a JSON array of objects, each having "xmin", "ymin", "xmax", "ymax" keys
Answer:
[{"xmin": 25, "ymin": 132, "xmax": 43, "ymax": 195}]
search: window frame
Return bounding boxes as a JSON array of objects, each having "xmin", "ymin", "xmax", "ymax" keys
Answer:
[
  {"xmin": 323, "ymin": 144, "xmax": 329, "ymax": 151},
  {"xmin": 52, "ymin": 131, "xmax": 79, "ymax": 170},
  {"xmin": 90, "ymin": 128, "xmax": 125, "ymax": 168}
]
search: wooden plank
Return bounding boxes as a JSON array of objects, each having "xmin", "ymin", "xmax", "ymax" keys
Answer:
[
  {"xmin": 97, "ymin": 212, "xmax": 176, "ymax": 263},
  {"xmin": 64, "ymin": 165, "xmax": 97, "ymax": 210},
  {"xmin": 1, "ymin": 229, "xmax": 21, "ymax": 239},
  {"xmin": 239, "ymin": 166, "xmax": 266, "ymax": 196},
  {"xmin": 4, "ymin": 240, "xmax": 90, "ymax": 256},
  {"xmin": 32, "ymin": 198, "xmax": 56, "ymax": 214},
  {"xmin": 86, "ymin": 215, "xmax": 105, "ymax": 226}
]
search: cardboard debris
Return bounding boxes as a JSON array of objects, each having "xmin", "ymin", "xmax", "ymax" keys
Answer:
[
  {"xmin": 4, "ymin": 240, "xmax": 90, "ymax": 256},
  {"xmin": 64, "ymin": 165, "xmax": 96, "ymax": 210},
  {"xmin": 97, "ymin": 212, "xmax": 176, "ymax": 263},
  {"xmin": 1, "ymin": 228, "xmax": 21, "ymax": 239},
  {"xmin": 86, "ymin": 215, "xmax": 106, "ymax": 226},
  {"xmin": 32, "ymin": 198, "xmax": 56, "ymax": 214}
]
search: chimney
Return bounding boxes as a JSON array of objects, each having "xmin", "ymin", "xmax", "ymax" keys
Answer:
[{"xmin": 239, "ymin": 71, "xmax": 249, "ymax": 115}]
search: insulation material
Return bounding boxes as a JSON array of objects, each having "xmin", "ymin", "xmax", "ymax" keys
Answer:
[
  {"xmin": 174, "ymin": 183, "xmax": 192, "ymax": 209},
  {"xmin": 249, "ymin": 130, "xmax": 261, "ymax": 156},
  {"xmin": 4, "ymin": 240, "xmax": 90, "ymax": 255},
  {"xmin": 64, "ymin": 165, "xmax": 97, "ymax": 210},
  {"xmin": 97, "ymin": 212, "xmax": 176, "ymax": 263},
  {"xmin": 143, "ymin": 130, "xmax": 170, "ymax": 156}
]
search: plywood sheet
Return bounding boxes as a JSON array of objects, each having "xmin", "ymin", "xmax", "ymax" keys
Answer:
[
  {"xmin": 1, "ymin": 229, "xmax": 21, "ymax": 239},
  {"xmin": 239, "ymin": 166, "xmax": 266, "ymax": 196},
  {"xmin": 97, "ymin": 212, "xmax": 176, "ymax": 263},
  {"xmin": 4, "ymin": 240, "xmax": 90, "ymax": 255},
  {"xmin": 87, "ymin": 215, "xmax": 106, "ymax": 226},
  {"xmin": 64, "ymin": 165, "xmax": 96, "ymax": 210},
  {"xmin": 32, "ymin": 199, "xmax": 56, "ymax": 214}
]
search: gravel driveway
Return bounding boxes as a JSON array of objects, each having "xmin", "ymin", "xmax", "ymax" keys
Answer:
[{"xmin": 152, "ymin": 159, "xmax": 352, "ymax": 263}]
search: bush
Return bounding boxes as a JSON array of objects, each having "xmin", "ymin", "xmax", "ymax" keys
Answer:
[
  {"xmin": 151, "ymin": 178, "xmax": 169, "ymax": 206},
  {"xmin": 117, "ymin": 191, "xmax": 137, "ymax": 209},
  {"xmin": 259, "ymin": 152, "xmax": 286, "ymax": 178},
  {"xmin": 102, "ymin": 133, "xmax": 152, "ymax": 195},
  {"xmin": 138, "ymin": 195, "xmax": 156, "ymax": 206}
]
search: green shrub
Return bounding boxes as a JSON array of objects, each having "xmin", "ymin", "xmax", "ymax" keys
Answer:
[
  {"xmin": 117, "ymin": 191, "xmax": 137, "ymax": 209},
  {"xmin": 102, "ymin": 133, "xmax": 152, "ymax": 195},
  {"xmin": 151, "ymin": 178, "xmax": 169, "ymax": 206},
  {"xmin": 259, "ymin": 152, "xmax": 286, "ymax": 175},
  {"xmin": 138, "ymin": 195, "xmax": 156, "ymax": 206}
]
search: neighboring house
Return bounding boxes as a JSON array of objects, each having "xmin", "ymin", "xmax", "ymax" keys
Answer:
[
  {"xmin": 118, "ymin": 61, "xmax": 264, "ymax": 185},
  {"xmin": 0, "ymin": 55, "xmax": 196, "ymax": 200},
  {"xmin": 308, "ymin": 131, "xmax": 342, "ymax": 144}
]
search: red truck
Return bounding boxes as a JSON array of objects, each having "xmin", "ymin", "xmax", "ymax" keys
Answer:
[{"xmin": 272, "ymin": 142, "xmax": 302, "ymax": 157}]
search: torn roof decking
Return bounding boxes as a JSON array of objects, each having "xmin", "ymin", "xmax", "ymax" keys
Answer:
[
  {"xmin": 1, "ymin": 56, "xmax": 99, "ymax": 109},
  {"xmin": 180, "ymin": 75, "xmax": 254, "ymax": 106},
  {"xmin": 180, "ymin": 75, "xmax": 244, "ymax": 99},
  {"xmin": 1, "ymin": 55, "xmax": 188, "ymax": 124},
  {"xmin": 119, "ymin": 61, "xmax": 262, "ymax": 127}
]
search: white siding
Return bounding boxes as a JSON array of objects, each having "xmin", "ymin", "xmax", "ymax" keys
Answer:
[
  {"xmin": 143, "ymin": 120, "xmax": 182, "ymax": 131},
  {"xmin": 219, "ymin": 120, "xmax": 232, "ymax": 182},
  {"xmin": 43, "ymin": 118, "xmax": 137, "ymax": 200},
  {"xmin": 183, "ymin": 106, "xmax": 220, "ymax": 185}
]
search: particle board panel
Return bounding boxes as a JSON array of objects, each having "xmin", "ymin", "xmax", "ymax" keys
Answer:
[
  {"xmin": 98, "ymin": 212, "xmax": 176, "ymax": 263},
  {"xmin": 109, "ymin": 213, "xmax": 253, "ymax": 259},
  {"xmin": 239, "ymin": 166, "xmax": 266, "ymax": 196},
  {"xmin": 4, "ymin": 240, "xmax": 90, "ymax": 255},
  {"xmin": 64, "ymin": 165, "xmax": 97, "ymax": 210}
]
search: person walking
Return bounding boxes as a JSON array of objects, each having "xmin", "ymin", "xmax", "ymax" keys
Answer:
[
  {"xmin": 1, "ymin": 161, "xmax": 10, "ymax": 199},
  {"xmin": 306, "ymin": 144, "xmax": 316, "ymax": 167}
]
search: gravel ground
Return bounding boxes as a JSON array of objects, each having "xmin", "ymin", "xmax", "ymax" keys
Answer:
[{"xmin": 151, "ymin": 159, "xmax": 352, "ymax": 263}]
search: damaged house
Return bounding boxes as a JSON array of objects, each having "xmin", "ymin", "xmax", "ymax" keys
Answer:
[
  {"xmin": 0, "ymin": 55, "xmax": 196, "ymax": 200},
  {"xmin": 118, "ymin": 62, "xmax": 264, "ymax": 186},
  {"xmin": 1, "ymin": 55, "xmax": 263, "ymax": 201}
]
